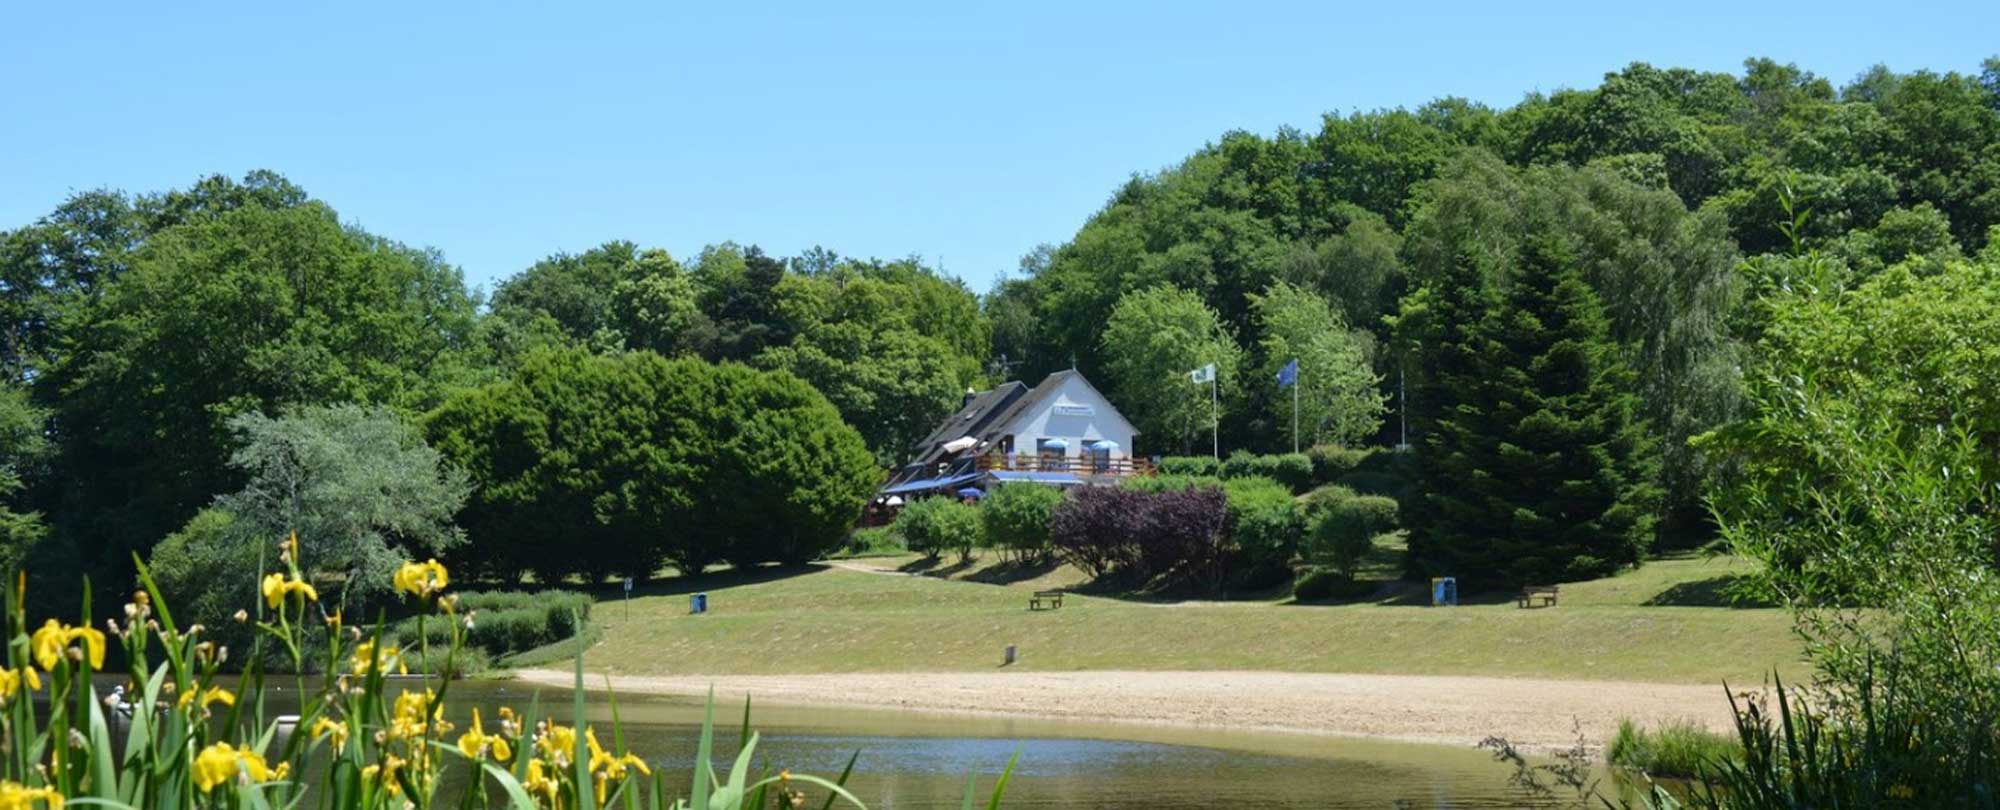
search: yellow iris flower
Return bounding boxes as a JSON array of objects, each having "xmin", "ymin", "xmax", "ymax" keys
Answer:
[
  {"xmin": 30, "ymin": 620, "xmax": 104, "ymax": 671},
  {"xmin": 310, "ymin": 716, "xmax": 349, "ymax": 750},
  {"xmin": 456, "ymin": 709, "xmax": 513, "ymax": 762},
  {"xmin": 360, "ymin": 755, "xmax": 406, "ymax": 797},
  {"xmin": 536, "ymin": 722, "xmax": 578, "ymax": 766},
  {"xmin": 0, "ymin": 667, "xmax": 41, "ymax": 703},
  {"xmin": 192, "ymin": 743, "xmax": 287, "ymax": 793},
  {"xmin": 349, "ymin": 639, "xmax": 407, "ymax": 676},
  {"xmin": 522, "ymin": 759, "xmax": 559, "ymax": 806},
  {"xmin": 393, "ymin": 559, "xmax": 450, "ymax": 599},
  {"xmin": 260, "ymin": 573, "xmax": 318, "ymax": 609},
  {"xmin": 0, "ymin": 780, "xmax": 64, "ymax": 809},
  {"xmin": 175, "ymin": 686, "xmax": 236, "ymax": 712}
]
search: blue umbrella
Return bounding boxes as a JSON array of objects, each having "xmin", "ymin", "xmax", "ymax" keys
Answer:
[{"xmin": 956, "ymin": 488, "xmax": 985, "ymax": 499}]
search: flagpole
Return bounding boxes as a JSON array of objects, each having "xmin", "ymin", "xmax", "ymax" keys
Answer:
[
  {"xmin": 1210, "ymin": 374, "xmax": 1219, "ymax": 461},
  {"xmin": 1292, "ymin": 371, "xmax": 1299, "ymax": 454}
]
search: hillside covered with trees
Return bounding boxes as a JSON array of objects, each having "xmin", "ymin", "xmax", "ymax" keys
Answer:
[{"xmin": 1, "ymin": 56, "xmax": 1997, "ymax": 612}]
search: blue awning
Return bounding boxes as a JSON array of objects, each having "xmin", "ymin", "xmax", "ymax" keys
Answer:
[
  {"xmin": 985, "ymin": 471, "xmax": 1085, "ymax": 486},
  {"xmin": 881, "ymin": 472, "xmax": 981, "ymax": 496}
]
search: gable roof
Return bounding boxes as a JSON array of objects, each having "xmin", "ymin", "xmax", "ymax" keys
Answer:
[{"xmin": 907, "ymin": 381, "xmax": 1028, "ymax": 456}]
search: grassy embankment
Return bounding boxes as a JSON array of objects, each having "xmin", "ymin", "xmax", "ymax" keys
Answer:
[{"xmin": 559, "ymin": 544, "xmax": 1800, "ymax": 685}]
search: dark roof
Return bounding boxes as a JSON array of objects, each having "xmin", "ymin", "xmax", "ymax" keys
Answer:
[{"xmin": 908, "ymin": 381, "xmax": 1028, "ymax": 456}]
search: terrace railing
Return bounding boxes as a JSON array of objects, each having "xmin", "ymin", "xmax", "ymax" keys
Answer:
[{"xmin": 976, "ymin": 452, "xmax": 1154, "ymax": 477}]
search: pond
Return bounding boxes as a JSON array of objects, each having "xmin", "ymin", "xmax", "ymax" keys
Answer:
[{"xmin": 417, "ymin": 680, "xmax": 1557, "ymax": 809}]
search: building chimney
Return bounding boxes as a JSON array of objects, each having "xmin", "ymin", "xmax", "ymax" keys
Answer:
[{"xmin": 963, "ymin": 387, "xmax": 978, "ymax": 407}]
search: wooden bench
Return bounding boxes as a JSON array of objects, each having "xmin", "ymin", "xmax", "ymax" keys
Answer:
[
  {"xmin": 1517, "ymin": 585, "xmax": 1559, "ymax": 609},
  {"xmin": 1029, "ymin": 589, "xmax": 1065, "ymax": 611}
]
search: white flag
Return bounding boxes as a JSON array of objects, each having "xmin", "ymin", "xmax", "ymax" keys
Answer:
[{"xmin": 1188, "ymin": 362, "xmax": 1216, "ymax": 384}]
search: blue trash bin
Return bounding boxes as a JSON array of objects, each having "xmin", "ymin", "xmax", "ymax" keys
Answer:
[
  {"xmin": 691, "ymin": 592, "xmax": 708, "ymax": 614},
  {"xmin": 1431, "ymin": 577, "xmax": 1458, "ymax": 607}
]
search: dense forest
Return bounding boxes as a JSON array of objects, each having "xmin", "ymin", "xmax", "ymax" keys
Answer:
[{"xmin": 3, "ymin": 56, "xmax": 1999, "ymax": 611}]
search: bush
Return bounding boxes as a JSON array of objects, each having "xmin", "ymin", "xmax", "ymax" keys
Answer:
[
  {"xmin": 1607, "ymin": 718, "xmax": 1738, "ymax": 779},
  {"xmin": 1216, "ymin": 451, "xmax": 1314, "ymax": 493},
  {"xmin": 1050, "ymin": 486, "xmax": 1148, "ymax": 579},
  {"xmin": 1157, "ymin": 455, "xmax": 1220, "ymax": 477},
  {"xmin": 1221, "ymin": 477, "xmax": 1304, "ymax": 584},
  {"xmin": 1298, "ymin": 484, "xmax": 1358, "ymax": 513},
  {"xmin": 1051, "ymin": 484, "xmax": 1228, "ymax": 589},
  {"xmin": 894, "ymin": 496, "xmax": 983, "ymax": 562},
  {"xmin": 1139, "ymin": 485, "xmax": 1232, "ymax": 591},
  {"xmin": 1292, "ymin": 567, "xmax": 1375, "ymax": 601},
  {"xmin": 980, "ymin": 483, "xmax": 1065, "ymax": 561},
  {"xmin": 1306, "ymin": 444, "xmax": 1368, "ymax": 485},
  {"xmin": 467, "ymin": 607, "xmax": 555, "ymax": 655},
  {"xmin": 403, "ymin": 644, "xmax": 492, "ymax": 679},
  {"xmin": 845, "ymin": 526, "xmax": 905, "ymax": 555},
  {"xmin": 1122, "ymin": 473, "xmax": 1223, "ymax": 493},
  {"xmin": 1306, "ymin": 494, "xmax": 1399, "ymax": 576}
]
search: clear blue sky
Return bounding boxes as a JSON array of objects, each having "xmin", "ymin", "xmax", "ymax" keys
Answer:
[{"xmin": 4, "ymin": 2, "xmax": 1995, "ymax": 294}]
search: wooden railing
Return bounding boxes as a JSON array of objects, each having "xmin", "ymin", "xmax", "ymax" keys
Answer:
[{"xmin": 976, "ymin": 453, "xmax": 1154, "ymax": 477}]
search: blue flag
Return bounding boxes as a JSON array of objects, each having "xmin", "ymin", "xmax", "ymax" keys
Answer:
[{"xmin": 1276, "ymin": 358, "xmax": 1299, "ymax": 388}]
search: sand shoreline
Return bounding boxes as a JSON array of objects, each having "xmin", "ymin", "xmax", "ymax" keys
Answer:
[{"xmin": 511, "ymin": 668, "xmax": 1736, "ymax": 754}]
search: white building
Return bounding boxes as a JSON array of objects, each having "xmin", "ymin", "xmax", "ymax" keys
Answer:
[{"xmin": 879, "ymin": 370, "xmax": 1145, "ymax": 500}]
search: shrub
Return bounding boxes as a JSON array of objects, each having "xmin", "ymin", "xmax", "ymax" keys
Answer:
[
  {"xmin": 1158, "ymin": 455, "xmax": 1220, "ymax": 477},
  {"xmin": 1122, "ymin": 473, "xmax": 1224, "ymax": 493},
  {"xmin": 1298, "ymin": 483, "xmax": 1358, "ymax": 513},
  {"xmin": 1050, "ymin": 486, "xmax": 1149, "ymax": 579},
  {"xmin": 980, "ymin": 483, "xmax": 1065, "ymax": 561},
  {"xmin": 1306, "ymin": 494, "xmax": 1399, "ymax": 576},
  {"xmin": 1138, "ymin": 485, "xmax": 1231, "ymax": 591},
  {"xmin": 1216, "ymin": 451, "xmax": 1314, "ymax": 493},
  {"xmin": 894, "ymin": 496, "xmax": 983, "ymax": 562},
  {"xmin": 1221, "ymin": 477, "xmax": 1304, "ymax": 584},
  {"xmin": 1218, "ymin": 449, "xmax": 1266, "ymax": 480},
  {"xmin": 1607, "ymin": 718, "xmax": 1738, "ymax": 779},
  {"xmin": 1306, "ymin": 444, "xmax": 1368, "ymax": 485},
  {"xmin": 1293, "ymin": 566, "xmax": 1375, "ymax": 601},
  {"xmin": 846, "ymin": 525, "xmax": 905, "ymax": 555},
  {"xmin": 466, "ymin": 607, "xmax": 556, "ymax": 655}
]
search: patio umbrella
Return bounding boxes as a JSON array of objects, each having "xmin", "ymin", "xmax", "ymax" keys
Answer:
[{"xmin": 956, "ymin": 488, "xmax": 985, "ymax": 499}]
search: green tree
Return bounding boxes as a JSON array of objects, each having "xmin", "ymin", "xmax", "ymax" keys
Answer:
[
  {"xmin": 1099, "ymin": 286, "xmax": 1243, "ymax": 453},
  {"xmin": 43, "ymin": 188, "xmax": 482, "ymax": 584},
  {"xmin": 1405, "ymin": 227, "xmax": 1657, "ymax": 586},
  {"xmin": 1250, "ymin": 282, "xmax": 1385, "ymax": 448},
  {"xmin": 427, "ymin": 349, "xmax": 877, "ymax": 581},
  {"xmin": 153, "ymin": 405, "xmax": 469, "ymax": 621},
  {"xmin": 756, "ymin": 259, "xmax": 988, "ymax": 464}
]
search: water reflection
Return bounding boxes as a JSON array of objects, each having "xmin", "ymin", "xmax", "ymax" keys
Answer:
[{"xmin": 428, "ymin": 681, "xmax": 1534, "ymax": 809}]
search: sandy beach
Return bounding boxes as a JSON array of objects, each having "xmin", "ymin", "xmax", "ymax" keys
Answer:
[{"xmin": 513, "ymin": 668, "xmax": 1737, "ymax": 754}]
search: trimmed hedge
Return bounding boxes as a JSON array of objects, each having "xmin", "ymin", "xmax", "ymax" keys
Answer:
[
  {"xmin": 396, "ymin": 589, "xmax": 595, "ymax": 660},
  {"xmin": 1218, "ymin": 451, "xmax": 1313, "ymax": 493},
  {"xmin": 1305, "ymin": 445, "xmax": 1368, "ymax": 485},
  {"xmin": 1158, "ymin": 456, "xmax": 1220, "ymax": 477}
]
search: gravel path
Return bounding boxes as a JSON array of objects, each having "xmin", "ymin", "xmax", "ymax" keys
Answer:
[{"xmin": 512, "ymin": 668, "xmax": 1737, "ymax": 754}]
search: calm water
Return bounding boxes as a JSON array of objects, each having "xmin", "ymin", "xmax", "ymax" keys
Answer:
[{"xmin": 407, "ymin": 680, "xmax": 1546, "ymax": 809}]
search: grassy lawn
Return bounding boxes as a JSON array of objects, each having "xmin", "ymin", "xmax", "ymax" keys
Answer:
[{"xmin": 574, "ymin": 550, "xmax": 1801, "ymax": 685}]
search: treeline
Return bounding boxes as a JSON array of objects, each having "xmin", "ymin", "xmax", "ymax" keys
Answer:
[
  {"xmin": 2, "ymin": 56, "xmax": 1998, "ymax": 618},
  {"xmin": 987, "ymin": 57, "xmax": 2000, "ymax": 585}
]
